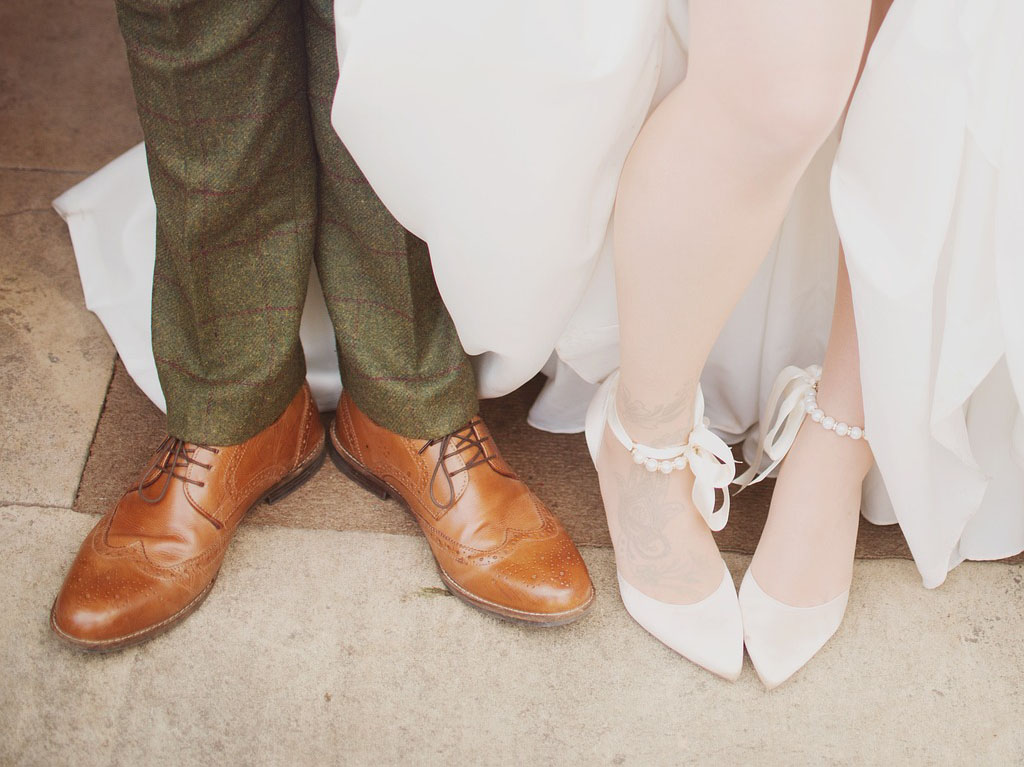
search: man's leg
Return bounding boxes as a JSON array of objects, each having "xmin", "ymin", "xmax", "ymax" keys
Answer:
[
  {"xmin": 50, "ymin": 0, "xmax": 327, "ymax": 651},
  {"xmin": 302, "ymin": 0, "xmax": 594, "ymax": 624},
  {"xmin": 131, "ymin": 0, "xmax": 316, "ymax": 444},
  {"xmin": 301, "ymin": 0, "xmax": 477, "ymax": 439}
]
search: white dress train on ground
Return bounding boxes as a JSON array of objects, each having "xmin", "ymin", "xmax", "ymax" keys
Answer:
[{"xmin": 54, "ymin": 0, "xmax": 1023, "ymax": 587}]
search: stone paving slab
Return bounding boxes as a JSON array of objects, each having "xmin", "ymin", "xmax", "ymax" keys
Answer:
[{"xmin": 2, "ymin": 506, "xmax": 1021, "ymax": 766}]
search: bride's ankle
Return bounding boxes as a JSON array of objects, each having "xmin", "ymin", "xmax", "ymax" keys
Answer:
[
  {"xmin": 613, "ymin": 380, "xmax": 696, "ymax": 449},
  {"xmin": 797, "ymin": 415, "xmax": 873, "ymax": 480}
]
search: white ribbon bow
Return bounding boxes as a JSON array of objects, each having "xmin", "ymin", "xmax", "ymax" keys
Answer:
[
  {"xmin": 683, "ymin": 400, "xmax": 737, "ymax": 532},
  {"xmin": 734, "ymin": 364, "xmax": 821, "ymax": 490}
]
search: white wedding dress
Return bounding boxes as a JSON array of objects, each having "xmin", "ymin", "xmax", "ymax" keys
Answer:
[{"xmin": 54, "ymin": 0, "xmax": 1023, "ymax": 589}]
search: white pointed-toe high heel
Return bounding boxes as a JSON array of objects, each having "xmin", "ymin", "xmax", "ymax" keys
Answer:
[
  {"xmin": 738, "ymin": 570, "xmax": 849, "ymax": 690},
  {"xmin": 735, "ymin": 364, "xmax": 866, "ymax": 690},
  {"xmin": 585, "ymin": 371, "xmax": 743, "ymax": 681}
]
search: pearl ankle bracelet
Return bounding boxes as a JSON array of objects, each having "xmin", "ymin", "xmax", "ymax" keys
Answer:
[{"xmin": 801, "ymin": 366, "xmax": 866, "ymax": 441}]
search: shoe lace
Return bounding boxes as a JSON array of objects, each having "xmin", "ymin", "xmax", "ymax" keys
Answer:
[
  {"xmin": 417, "ymin": 417, "xmax": 493, "ymax": 510},
  {"xmin": 137, "ymin": 436, "xmax": 223, "ymax": 528}
]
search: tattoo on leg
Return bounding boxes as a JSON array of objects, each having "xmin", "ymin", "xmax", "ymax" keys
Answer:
[
  {"xmin": 618, "ymin": 381, "xmax": 696, "ymax": 447},
  {"xmin": 612, "ymin": 466, "xmax": 706, "ymax": 591}
]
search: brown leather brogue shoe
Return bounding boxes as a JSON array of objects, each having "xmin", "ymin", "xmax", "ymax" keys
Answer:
[
  {"xmin": 329, "ymin": 391, "xmax": 594, "ymax": 625},
  {"xmin": 51, "ymin": 383, "xmax": 326, "ymax": 651}
]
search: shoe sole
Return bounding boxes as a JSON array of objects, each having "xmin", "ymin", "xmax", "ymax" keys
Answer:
[
  {"xmin": 50, "ymin": 439, "xmax": 328, "ymax": 653},
  {"xmin": 327, "ymin": 421, "xmax": 594, "ymax": 628}
]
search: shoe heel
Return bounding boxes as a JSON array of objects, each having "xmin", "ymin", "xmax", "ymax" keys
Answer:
[
  {"xmin": 327, "ymin": 431, "xmax": 391, "ymax": 500},
  {"xmin": 264, "ymin": 445, "xmax": 327, "ymax": 505}
]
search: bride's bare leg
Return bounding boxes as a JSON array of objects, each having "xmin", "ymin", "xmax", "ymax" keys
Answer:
[
  {"xmin": 600, "ymin": 0, "xmax": 870, "ymax": 604},
  {"xmin": 749, "ymin": 256, "xmax": 873, "ymax": 604},
  {"xmin": 749, "ymin": 0, "xmax": 894, "ymax": 606}
]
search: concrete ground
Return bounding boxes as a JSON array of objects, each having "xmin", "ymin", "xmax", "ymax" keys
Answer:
[{"xmin": 1, "ymin": 1, "xmax": 1023, "ymax": 765}]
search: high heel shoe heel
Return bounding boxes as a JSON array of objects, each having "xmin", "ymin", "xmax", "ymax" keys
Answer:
[
  {"xmin": 735, "ymin": 364, "xmax": 865, "ymax": 690},
  {"xmin": 585, "ymin": 371, "xmax": 743, "ymax": 681}
]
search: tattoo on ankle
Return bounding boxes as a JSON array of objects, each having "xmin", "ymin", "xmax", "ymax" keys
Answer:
[
  {"xmin": 613, "ymin": 466, "xmax": 704, "ymax": 591},
  {"xmin": 618, "ymin": 381, "xmax": 695, "ymax": 447}
]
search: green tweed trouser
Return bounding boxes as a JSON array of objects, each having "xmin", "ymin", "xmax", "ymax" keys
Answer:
[{"xmin": 114, "ymin": 0, "xmax": 478, "ymax": 445}]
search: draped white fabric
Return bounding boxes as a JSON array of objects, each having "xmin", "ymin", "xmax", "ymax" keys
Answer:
[
  {"xmin": 331, "ymin": 0, "xmax": 843, "ymax": 440},
  {"xmin": 833, "ymin": 0, "xmax": 1024, "ymax": 587},
  {"xmin": 54, "ymin": 0, "xmax": 1022, "ymax": 587}
]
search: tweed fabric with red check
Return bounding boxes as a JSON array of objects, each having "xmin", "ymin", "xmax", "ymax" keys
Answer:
[{"xmin": 116, "ymin": 0, "xmax": 478, "ymax": 445}]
